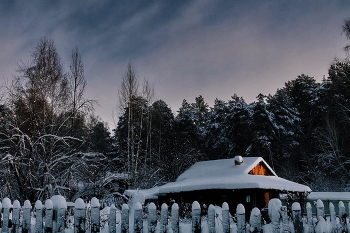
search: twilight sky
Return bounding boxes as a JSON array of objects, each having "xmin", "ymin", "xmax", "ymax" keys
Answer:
[{"xmin": 1, "ymin": 1, "xmax": 350, "ymax": 128}]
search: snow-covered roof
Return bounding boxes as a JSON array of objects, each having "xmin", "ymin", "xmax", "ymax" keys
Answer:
[
  {"xmin": 158, "ymin": 157, "xmax": 311, "ymax": 194},
  {"xmin": 125, "ymin": 186, "xmax": 160, "ymax": 201},
  {"xmin": 307, "ymin": 192, "xmax": 350, "ymax": 201}
]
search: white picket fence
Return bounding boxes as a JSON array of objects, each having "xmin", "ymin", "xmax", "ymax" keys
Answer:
[{"xmin": 0, "ymin": 196, "xmax": 349, "ymax": 233}]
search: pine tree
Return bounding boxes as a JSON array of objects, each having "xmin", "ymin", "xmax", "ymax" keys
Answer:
[{"xmin": 250, "ymin": 94, "xmax": 275, "ymax": 162}]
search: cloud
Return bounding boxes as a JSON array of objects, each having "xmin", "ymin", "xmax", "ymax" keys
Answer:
[
  {"xmin": 0, "ymin": 0, "xmax": 349, "ymax": 127},
  {"xmin": 134, "ymin": 0, "xmax": 349, "ymax": 109}
]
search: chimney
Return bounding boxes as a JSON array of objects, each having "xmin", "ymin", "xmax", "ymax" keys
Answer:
[{"xmin": 234, "ymin": 156, "xmax": 243, "ymax": 165}]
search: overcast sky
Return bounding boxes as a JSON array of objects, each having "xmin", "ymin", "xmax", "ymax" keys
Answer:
[{"xmin": 1, "ymin": 1, "xmax": 350, "ymax": 128}]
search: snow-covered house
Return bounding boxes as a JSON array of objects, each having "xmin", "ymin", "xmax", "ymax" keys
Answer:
[{"xmin": 127, "ymin": 156, "xmax": 311, "ymax": 212}]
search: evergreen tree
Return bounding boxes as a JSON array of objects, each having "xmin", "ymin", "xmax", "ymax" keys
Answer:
[
  {"xmin": 205, "ymin": 95, "xmax": 253, "ymax": 160},
  {"xmin": 283, "ymin": 75, "xmax": 321, "ymax": 155},
  {"xmin": 175, "ymin": 96, "xmax": 209, "ymax": 151},
  {"xmin": 227, "ymin": 95, "xmax": 254, "ymax": 156},
  {"xmin": 266, "ymin": 89, "xmax": 302, "ymax": 179},
  {"xmin": 87, "ymin": 116, "xmax": 112, "ymax": 154},
  {"xmin": 250, "ymin": 94, "xmax": 276, "ymax": 162},
  {"xmin": 205, "ymin": 99, "xmax": 232, "ymax": 159}
]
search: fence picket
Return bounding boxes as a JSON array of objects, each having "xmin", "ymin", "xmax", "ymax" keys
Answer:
[
  {"xmin": 23, "ymin": 200, "xmax": 31, "ymax": 233},
  {"xmin": 0, "ymin": 202, "xmax": 2, "ymax": 229},
  {"xmin": 74, "ymin": 198, "xmax": 86, "ymax": 233},
  {"xmin": 329, "ymin": 202, "xmax": 336, "ymax": 232},
  {"xmin": 269, "ymin": 198, "xmax": 282, "ymax": 233},
  {"xmin": 236, "ymin": 203, "xmax": 245, "ymax": 233},
  {"xmin": 316, "ymin": 199, "xmax": 324, "ymax": 219},
  {"xmin": 160, "ymin": 203, "xmax": 168, "ymax": 233},
  {"xmin": 208, "ymin": 204, "xmax": 215, "ymax": 233},
  {"xmin": 44, "ymin": 199, "xmax": 53, "ymax": 233},
  {"xmin": 35, "ymin": 200, "xmax": 43, "ymax": 233},
  {"xmin": 2, "ymin": 198, "xmax": 11, "ymax": 233},
  {"xmin": 121, "ymin": 204, "xmax": 129, "ymax": 233},
  {"xmin": 249, "ymin": 207, "xmax": 262, "ymax": 233},
  {"xmin": 12, "ymin": 200, "xmax": 21, "ymax": 233},
  {"xmin": 222, "ymin": 202, "xmax": 230, "ymax": 233},
  {"xmin": 109, "ymin": 204, "xmax": 117, "ymax": 233},
  {"xmin": 338, "ymin": 201, "xmax": 346, "ymax": 232},
  {"xmin": 171, "ymin": 203, "xmax": 179, "ymax": 233},
  {"xmin": 57, "ymin": 201, "xmax": 67, "ymax": 233},
  {"xmin": 192, "ymin": 201, "xmax": 201, "ymax": 233},
  {"xmin": 292, "ymin": 202, "xmax": 303, "ymax": 233},
  {"xmin": 134, "ymin": 202, "xmax": 143, "ymax": 233},
  {"xmin": 91, "ymin": 197, "xmax": 100, "ymax": 233},
  {"xmin": 280, "ymin": 206, "xmax": 290, "ymax": 232},
  {"xmin": 0, "ymin": 196, "xmax": 348, "ymax": 233},
  {"xmin": 148, "ymin": 203, "xmax": 157, "ymax": 233},
  {"xmin": 306, "ymin": 202, "xmax": 314, "ymax": 233}
]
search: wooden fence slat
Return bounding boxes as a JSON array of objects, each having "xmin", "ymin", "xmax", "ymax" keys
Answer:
[
  {"xmin": 171, "ymin": 203, "xmax": 179, "ymax": 233},
  {"xmin": 134, "ymin": 202, "xmax": 143, "ymax": 233},
  {"xmin": 160, "ymin": 203, "xmax": 168, "ymax": 233},
  {"xmin": 192, "ymin": 201, "xmax": 201, "ymax": 233},
  {"xmin": 249, "ymin": 207, "xmax": 262, "ymax": 233},
  {"xmin": 208, "ymin": 204, "xmax": 215, "ymax": 233},
  {"xmin": 74, "ymin": 198, "xmax": 86, "ymax": 233},
  {"xmin": 329, "ymin": 202, "xmax": 336, "ymax": 232},
  {"xmin": 316, "ymin": 199, "xmax": 324, "ymax": 219},
  {"xmin": 12, "ymin": 200, "xmax": 21, "ymax": 233},
  {"xmin": 23, "ymin": 200, "xmax": 31, "ymax": 233},
  {"xmin": 57, "ymin": 203, "xmax": 66, "ymax": 233},
  {"xmin": 91, "ymin": 197, "xmax": 100, "ymax": 233},
  {"xmin": 339, "ymin": 201, "xmax": 346, "ymax": 232},
  {"xmin": 306, "ymin": 202, "xmax": 314, "ymax": 233},
  {"xmin": 109, "ymin": 204, "xmax": 117, "ymax": 233},
  {"xmin": 121, "ymin": 204, "xmax": 129, "ymax": 233},
  {"xmin": 44, "ymin": 199, "xmax": 53, "ymax": 233},
  {"xmin": 35, "ymin": 200, "xmax": 43, "ymax": 233},
  {"xmin": 222, "ymin": 202, "xmax": 230, "ymax": 233},
  {"xmin": 148, "ymin": 203, "xmax": 157, "ymax": 233},
  {"xmin": 51, "ymin": 195, "xmax": 67, "ymax": 233},
  {"xmin": 2, "ymin": 198, "xmax": 11, "ymax": 233},
  {"xmin": 268, "ymin": 198, "xmax": 282, "ymax": 233},
  {"xmin": 280, "ymin": 206, "xmax": 290, "ymax": 232},
  {"xmin": 0, "ymin": 202, "xmax": 2, "ymax": 229},
  {"xmin": 236, "ymin": 203, "xmax": 245, "ymax": 233},
  {"xmin": 292, "ymin": 202, "xmax": 303, "ymax": 233}
]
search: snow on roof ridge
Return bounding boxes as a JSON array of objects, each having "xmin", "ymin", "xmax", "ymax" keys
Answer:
[
  {"xmin": 176, "ymin": 157, "xmax": 276, "ymax": 180},
  {"xmin": 157, "ymin": 156, "xmax": 310, "ymax": 194}
]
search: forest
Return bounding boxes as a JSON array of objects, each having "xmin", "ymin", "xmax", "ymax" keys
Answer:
[{"xmin": 1, "ymin": 20, "xmax": 350, "ymax": 203}]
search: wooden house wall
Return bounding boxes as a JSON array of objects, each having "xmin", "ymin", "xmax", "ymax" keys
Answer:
[
  {"xmin": 248, "ymin": 162, "xmax": 273, "ymax": 176},
  {"xmin": 158, "ymin": 189, "xmax": 279, "ymax": 218}
]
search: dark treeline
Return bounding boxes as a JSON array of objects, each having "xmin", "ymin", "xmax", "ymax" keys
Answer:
[
  {"xmin": 114, "ymin": 68, "xmax": 350, "ymax": 193},
  {"xmin": 1, "ymin": 20, "xmax": 350, "ymax": 203}
]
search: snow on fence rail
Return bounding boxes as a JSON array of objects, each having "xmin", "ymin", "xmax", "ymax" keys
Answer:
[{"xmin": 0, "ymin": 196, "xmax": 349, "ymax": 233}]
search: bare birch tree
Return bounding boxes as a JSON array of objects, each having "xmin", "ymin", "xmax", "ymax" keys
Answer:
[
  {"xmin": 67, "ymin": 46, "xmax": 94, "ymax": 138},
  {"xmin": 342, "ymin": 17, "xmax": 350, "ymax": 55},
  {"xmin": 142, "ymin": 79, "xmax": 155, "ymax": 171},
  {"xmin": 0, "ymin": 39, "xmax": 97, "ymax": 201},
  {"xmin": 117, "ymin": 63, "xmax": 155, "ymax": 188},
  {"xmin": 118, "ymin": 63, "xmax": 139, "ymax": 187}
]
